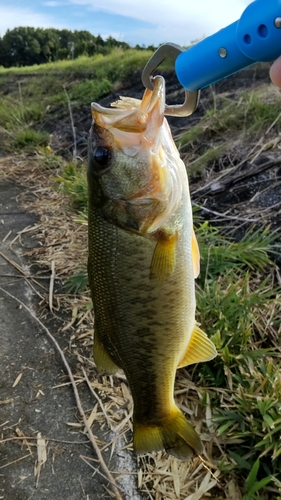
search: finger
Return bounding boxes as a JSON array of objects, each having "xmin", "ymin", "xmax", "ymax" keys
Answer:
[{"xmin": 269, "ymin": 56, "xmax": 281, "ymax": 88}]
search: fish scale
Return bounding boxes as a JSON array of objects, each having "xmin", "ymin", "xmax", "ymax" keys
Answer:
[{"xmin": 89, "ymin": 206, "xmax": 190, "ymax": 413}]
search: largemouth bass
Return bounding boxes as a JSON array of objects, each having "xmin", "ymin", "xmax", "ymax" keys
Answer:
[{"xmin": 87, "ymin": 76, "xmax": 217, "ymax": 459}]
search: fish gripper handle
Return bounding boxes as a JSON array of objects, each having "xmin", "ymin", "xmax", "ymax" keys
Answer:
[{"xmin": 175, "ymin": 0, "xmax": 281, "ymax": 91}]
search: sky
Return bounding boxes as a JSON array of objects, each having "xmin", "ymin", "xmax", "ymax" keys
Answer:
[{"xmin": 0, "ymin": 0, "xmax": 253, "ymax": 47}]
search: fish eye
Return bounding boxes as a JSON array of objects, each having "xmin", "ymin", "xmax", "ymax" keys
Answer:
[{"xmin": 92, "ymin": 145, "xmax": 112, "ymax": 170}]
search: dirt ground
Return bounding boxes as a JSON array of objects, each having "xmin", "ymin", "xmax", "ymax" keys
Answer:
[{"xmin": 0, "ymin": 180, "xmax": 142, "ymax": 500}]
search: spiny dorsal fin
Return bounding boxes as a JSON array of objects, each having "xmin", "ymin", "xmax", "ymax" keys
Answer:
[
  {"xmin": 177, "ymin": 324, "xmax": 217, "ymax": 368},
  {"xmin": 192, "ymin": 229, "xmax": 200, "ymax": 279},
  {"xmin": 150, "ymin": 231, "xmax": 178, "ymax": 281}
]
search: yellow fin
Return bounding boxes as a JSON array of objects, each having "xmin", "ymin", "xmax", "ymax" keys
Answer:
[
  {"xmin": 93, "ymin": 330, "xmax": 119, "ymax": 374},
  {"xmin": 192, "ymin": 228, "xmax": 200, "ymax": 279},
  {"xmin": 150, "ymin": 232, "xmax": 178, "ymax": 281},
  {"xmin": 177, "ymin": 324, "xmax": 217, "ymax": 368},
  {"xmin": 133, "ymin": 406, "xmax": 202, "ymax": 459}
]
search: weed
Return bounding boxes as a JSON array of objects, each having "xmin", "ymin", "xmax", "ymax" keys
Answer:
[
  {"xmin": 55, "ymin": 161, "xmax": 88, "ymax": 212},
  {"xmin": 242, "ymin": 459, "xmax": 273, "ymax": 499},
  {"xmin": 14, "ymin": 128, "xmax": 49, "ymax": 149},
  {"xmin": 69, "ymin": 78, "xmax": 112, "ymax": 105},
  {"xmin": 65, "ymin": 270, "xmax": 88, "ymax": 294},
  {"xmin": 191, "ymin": 220, "xmax": 281, "ymax": 491},
  {"xmin": 176, "ymin": 124, "xmax": 205, "ymax": 147},
  {"xmin": 0, "ymin": 91, "xmax": 48, "ymax": 151}
]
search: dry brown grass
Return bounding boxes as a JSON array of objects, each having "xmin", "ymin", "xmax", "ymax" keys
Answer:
[{"xmin": 0, "ymin": 154, "xmax": 223, "ymax": 499}]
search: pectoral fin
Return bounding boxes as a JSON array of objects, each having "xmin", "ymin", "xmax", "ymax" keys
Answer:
[
  {"xmin": 192, "ymin": 229, "xmax": 200, "ymax": 279},
  {"xmin": 177, "ymin": 324, "xmax": 217, "ymax": 368},
  {"xmin": 150, "ymin": 231, "xmax": 178, "ymax": 281}
]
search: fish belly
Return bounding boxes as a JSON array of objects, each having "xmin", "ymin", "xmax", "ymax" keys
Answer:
[{"xmin": 88, "ymin": 206, "xmax": 195, "ymax": 421}]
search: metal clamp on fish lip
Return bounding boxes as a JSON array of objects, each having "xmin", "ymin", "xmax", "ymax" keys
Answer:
[{"xmin": 142, "ymin": 43, "xmax": 200, "ymax": 117}]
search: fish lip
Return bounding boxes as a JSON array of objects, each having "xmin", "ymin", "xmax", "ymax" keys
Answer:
[
  {"xmin": 91, "ymin": 102, "xmax": 131, "ymax": 116},
  {"xmin": 90, "ymin": 75, "xmax": 166, "ymax": 134}
]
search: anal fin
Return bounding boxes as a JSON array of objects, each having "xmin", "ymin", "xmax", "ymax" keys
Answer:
[
  {"xmin": 93, "ymin": 329, "xmax": 120, "ymax": 374},
  {"xmin": 177, "ymin": 324, "xmax": 217, "ymax": 368}
]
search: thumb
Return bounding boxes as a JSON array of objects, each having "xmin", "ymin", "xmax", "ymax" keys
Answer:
[{"xmin": 270, "ymin": 56, "xmax": 281, "ymax": 88}]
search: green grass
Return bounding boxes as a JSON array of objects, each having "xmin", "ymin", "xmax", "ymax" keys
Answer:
[
  {"xmin": 0, "ymin": 49, "xmax": 154, "ymax": 76},
  {"xmin": 65, "ymin": 270, "xmax": 89, "ymax": 294},
  {"xmin": 68, "ymin": 77, "xmax": 112, "ymax": 105},
  {"xmin": 14, "ymin": 128, "xmax": 50, "ymax": 149},
  {"xmin": 192, "ymin": 222, "xmax": 281, "ymax": 495},
  {"xmin": 0, "ymin": 84, "xmax": 51, "ymax": 151},
  {"xmin": 0, "ymin": 97, "xmax": 44, "ymax": 127},
  {"xmin": 184, "ymin": 144, "xmax": 227, "ymax": 176},
  {"xmin": 55, "ymin": 161, "xmax": 88, "ymax": 213}
]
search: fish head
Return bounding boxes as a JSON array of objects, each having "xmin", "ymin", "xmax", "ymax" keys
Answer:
[{"xmin": 88, "ymin": 76, "xmax": 186, "ymax": 234}]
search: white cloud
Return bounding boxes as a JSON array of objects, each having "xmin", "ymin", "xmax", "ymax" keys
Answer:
[
  {"xmin": 43, "ymin": 1, "xmax": 65, "ymax": 6},
  {"xmin": 0, "ymin": 6, "xmax": 64, "ymax": 37},
  {"xmin": 67, "ymin": 0, "xmax": 252, "ymax": 45}
]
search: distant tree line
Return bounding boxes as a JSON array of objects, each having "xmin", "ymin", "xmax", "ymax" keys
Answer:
[{"xmin": 0, "ymin": 27, "xmax": 135, "ymax": 68}]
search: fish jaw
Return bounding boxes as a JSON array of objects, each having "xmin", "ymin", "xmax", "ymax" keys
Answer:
[
  {"xmin": 90, "ymin": 75, "xmax": 165, "ymax": 136},
  {"xmin": 88, "ymin": 76, "xmax": 187, "ymax": 235},
  {"xmin": 90, "ymin": 76, "xmax": 166, "ymax": 149}
]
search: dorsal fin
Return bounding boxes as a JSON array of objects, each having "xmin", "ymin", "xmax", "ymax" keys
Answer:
[{"xmin": 192, "ymin": 229, "xmax": 200, "ymax": 279}]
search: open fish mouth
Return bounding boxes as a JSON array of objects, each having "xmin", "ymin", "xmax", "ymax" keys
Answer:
[{"xmin": 91, "ymin": 75, "xmax": 165, "ymax": 135}]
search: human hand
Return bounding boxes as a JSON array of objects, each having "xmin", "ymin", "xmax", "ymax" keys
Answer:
[{"xmin": 270, "ymin": 56, "xmax": 281, "ymax": 87}]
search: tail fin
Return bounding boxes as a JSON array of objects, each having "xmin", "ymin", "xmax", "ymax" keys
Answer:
[{"xmin": 133, "ymin": 407, "xmax": 203, "ymax": 460}]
